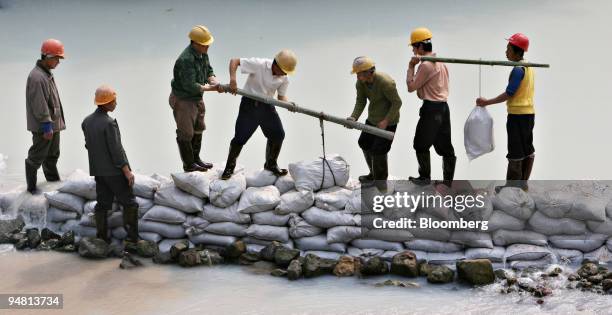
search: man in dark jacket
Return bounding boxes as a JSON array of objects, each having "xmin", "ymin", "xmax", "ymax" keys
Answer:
[
  {"xmin": 25, "ymin": 39, "xmax": 66, "ymax": 193},
  {"xmin": 82, "ymin": 85, "xmax": 138, "ymax": 245}
]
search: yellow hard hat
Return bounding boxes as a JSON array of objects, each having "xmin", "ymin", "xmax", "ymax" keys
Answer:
[
  {"xmin": 94, "ymin": 85, "xmax": 117, "ymax": 106},
  {"xmin": 189, "ymin": 25, "xmax": 214, "ymax": 46},
  {"xmin": 274, "ymin": 49, "xmax": 297, "ymax": 75},
  {"xmin": 410, "ymin": 27, "xmax": 433, "ymax": 45},
  {"xmin": 351, "ymin": 56, "xmax": 375, "ymax": 74}
]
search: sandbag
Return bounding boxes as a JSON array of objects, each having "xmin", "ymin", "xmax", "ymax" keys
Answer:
[
  {"xmin": 0, "ymin": 192, "xmax": 19, "ymax": 212},
  {"xmin": 44, "ymin": 191, "xmax": 84, "ymax": 214},
  {"xmin": 275, "ymin": 189, "xmax": 315, "ymax": 215},
  {"xmin": 464, "ymin": 106, "xmax": 494, "ymax": 160},
  {"xmin": 550, "ymin": 247, "xmax": 584, "ymax": 265},
  {"xmin": 246, "ymin": 169, "xmax": 277, "ymax": 188},
  {"xmin": 608, "ymin": 238, "xmax": 612, "ymax": 252},
  {"xmin": 492, "ymin": 187, "xmax": 535, "ymax": 220},
  {"xmin": 204, "ymin": 222, "xmax": 248, "ymax": 237},
  {"xmin": 251, "ymin": 211, "xmax": 290, "ymax": 226},
  {"xmin": 314, "ymin": 186, "xmax": 353, "ymax": 211},
  {"xmin": 532, "ymin": 184, "xmax": 607, "ymax": 222},
  {"xmin": 343, "ymin": 178, "xmax": 361, "ymax": 191},
  {"xmin": 139, "ymin": 232, "xmax": 162, "ymax": 243},
  {"xmin": 133, "ymin": 174, "xmax": 162, "ymax": 199},
  {"xmin": 301, "ymin": 207, "xmax": 359, "ymax": 228},
  {"xmin": 142, "ymin": 205, "xmax": 187, "ymax": 224},
  {"xmin": 58, "ymin": 169, "xmax": 96, "ymax": 200},
  {"xmin": 288, "ymin": 214, "xmax": 323, "ymax": 239},
  {"xmin": 201, "ymin": 203, "xmax": 250, "ymax": 224},
  {"xmin": 289, "ymin": 154, "xmax": 350, "ymax": 191},
  {"xmin": 509, "ymin": 256, "xmax": 555, "ymax": 269},
  {"xmin": 362, "ymin": 228, "xmax": 414, "ymax": 243},
  {"xmin": 172, "ymin": 171, "xmax": 217, "ymax": 198},
  {"xmin": 150, "ymin": 173, "xmax": 172, "ymax": 186},
  {"xmin": 450, "ymin": 231, "xmax": 494, "ymax": 249},
  {"xmin": 75, "ymin": 225, "xmax": 98, "ymax": 237},
  {"xmin": 274, "ymin": 175, "xmax": 295, "ymax": 194},
  {"xmin": 504, "ymin": 244, "xmax": 552, "ymax": 261},
  {"xmin": 528, "ymin": 211, "xmax": 586, "ymax": 236},
  {"xmin": 410, "ymin": 226, "xmax": 452, "ymax": 242},
  {"xmin": 492, "ymin": 229, "xmax": 547, "ymax": 246},
  {"xmin": 138, "ymin": 220, "xmax": 186, "ymax": 238},
  {"xmin": 154, "ymin": 183, "xmax": 204, "ymax": 214},
  {"xmin": 427, "ymin": 251, "xmax": 465, "ymax": 265},
  {"xmin": 344, "ymin": 189, "xmax": 361, "ymax": 214},
  {"xmin": 295, "ymin": 234, "xmax": 347, "ymax": 253},
  {"xmin": 326, "ymin": 226, "xmax": 362, "ymax": 244},
  {"xmin": 135, "ymin": 197, "xmax": 155, "ymax": 217},
  {"xmin": 351, "ymin": 238, "xmax": 404, "ymax": 252},
  {"xmin": 47, "ymin": 207, "xmax": 78, "ymax": 223},
  {"xmin": 453, "ymin": 191, "xmax": 493, "ymax": 223},
  {"xmin": 487, "ymin": 210, "xmax": 525, "ymax": 231},
  {"xmin": 347, "ymin": 247, "xmax": 385, "ymax": 259},
  {"xmin": 548, "ymin": 234, "xmax": 608, "ymax": 252},
  {"xmin": 237, "ymin": 186, "xmax": 281, "ymax": 214},
  {"xmin": 208, "ymin": 174, "xmax": 247, "ymax": 208},
  {"xmin": 465, "ymin": 247, "xmax": 506, "ymax": 262},
  {"xmin": 241, "ymin": 237, "xmax": 294, "ymax": 249},
  {"xmin": 189, "ymin": 232, "xmax": 237, "ymax": 247},
  {"xmin": 158, "ymin": 238, "xmax": 189, "ymax": 254},
  {"xmin": 80, "ymin": 211, "xmax": 123, "ymax": 228},
  {"xmin": 246, "ymin": 243, "xmax": 265, "ymax": 254},
  {"xmin": 303, "ymin": 251, "xmax": 343, "ymax": 260},
  {"xmin": 60, "ymin": 219, "xmax": 79, "ymax": 233},
  {"xmin": 244, "ymin": 224, "xmax": 289, "ymax": 243},
  {"xmin": 584, "ymin": 246, "xmax": 612, "ymax": 264},
  {"xmin": 405, "ymin": 239, "xmax": 463, "ymax": 253},
  {"xmin": 112, "ymin": 226, "xmax": 127, "ymax": 239},
  {"xmin": 586, "ymin": 216, "xmax": 612, "ymax": 236},
  {"xmin": 182, "ymin": 215, "xmax": 211, "ymax": 235}
]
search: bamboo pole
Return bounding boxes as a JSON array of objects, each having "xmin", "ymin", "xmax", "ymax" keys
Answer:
[
  {"xmin": 218, "ymin": 84, "xmax": 395, "ymax": 140},
  {"xmin": 419, "ymin": 56, "xmax": 550, "ymax": 68}
]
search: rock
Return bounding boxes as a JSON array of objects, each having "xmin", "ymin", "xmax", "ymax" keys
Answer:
[
  {"xmin": 58, "ymin": 231, "xmax": 75, "ymax": 247},
  {"xmin": 224, "ymin": 240, "xmax": 246, "ymax": 260},
  {"xmin": 567, "ymin": 274, "xmax": 580, "ymax": 281},
  {"xmin": 605, "ymin": 272, "xmax": 612, "ymax": 280},
  {"xmin": 360, "ymin": 257, "xmax": 388, "ymax": 276},
  {"xmin": 55, "ymin": 244, "xmax": 77, "ymax": 253},
  {"xmin": 179, "ymin": 249, "xmax": 202, "ymax": 267},
  {"xmin": 271, "ymin": 269, "xmax": 287, "ymax": 277},
  {"xmin": 333, "ymin": 256, "xmax": 357, "ymax": 277},
  {"xmin": 9, "ymin": 232, "xmax": 26, "ymax": 244},
  {"xmin": 506, "ymin": 277, "xmax": 518, "ymax": 286},
  {"xmin": 15, "ymin": 238, "xmax": 29, "ymax": 250},
  {"xmin": 274, "ymin": 247, "xmax": 300, "ymax": 267},
  {"xmin": 418, "ymin": 260, "xmax": 432, "ymax": 277},
  {"xmin": 239, "ymin": 252, "xmax": 260, "ymax": 265},
  {"xmin": 40, "ymin": 228, "xmax": 61, "ymax": 241},
  {"xmin": 517, "ymin": 277, "xmax": 536, "ymax": 292},
  {"xmin": 375, "ymin": 279, "xmax": 420, "ymax": 288},
  {"xmin": 128, "ymin": 240, "xmax": 158, "ymax": 258},
  {"xmin": 107, "ymin": 243, "xmax": 125, "ymax": 258},
  {"xmin": 303, "ymin": 254, "xmax": 336, "ymax": 278},
  {"xmin": 588, "ymin": 274, "xmax": 604, "ymax": 284},
  {"xmin": 602, "ymin": 279, "xmax": 612, "ymax": 292},
  {"xmin": 577, "ymin": 263, "xmax": 599, "ymax": 278},
  {"xmin": 259, "ymin": 241, "xmax": 282, "ymax": 262},
  {"xmin": 120, "ymin": 252, "xmax": 143, "ymax": 269},
  {"xmin": 38, "ymin": 239, "xmax": 59, "ymax": 251},
  {"xmin": 427, "ymin": 265, "xmax": 454, "ymax": 284},
  {"xmin": 390, "ymin": 251, "xmax": 418, "ymax": 277},
  {"xmin": 78, "ymin": 237, "xmax": 109, "ymax": 259},
  {"xmin": 0, "ymin": 215, "xmax": 25, "ymax": 236},
  {"xmin": 456, "ymin": 259, "xmax": 495, "ymax": 286},
  {"xmin": 533, "ymin": 285, "xmax": 553, "ymax": 298},
  {"xmin": 547, "ymin": 266, "xmax": 562, "ymax": 277},
  {"xmin": 170, "ymin": 241, "xmax": 190, "ymax": 260},
  {"xmin": 495, "ymin": 269, "xmax": 510, "ymax": 280},
  {"xmin": 153, "ymin": 251, "xmax": 174, "ymax": 264},
  {"xmin": 536, "ymin": 299, "xmax": 544, "ymax": 305},
  {"xmin": 199, "ymin": 249, "xmax": 223, "ymax": 266},
  {"xmin": 287, "ymin": 259, "xmax": 302, "ymax": 280},
  {"xmin": 26, "ymin": 228, "xmax": 41, "ymax": 249}
]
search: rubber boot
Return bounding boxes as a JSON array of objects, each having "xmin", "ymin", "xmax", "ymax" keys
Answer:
[
  {"xmin": 409, "ymin": 152, "xmax": 431, "ymax": 186},
  {"xmin": 221, "ymin": 144, "xmax": 243, "ymax": 180},
  {"xmin": 42, "ymin": 162, "xmax": 60, "ymax": 182},
  {"xmin": 123, "ymin": 206, "xmax": 139, "ymax": 243},
  {"xmin": 495, "ymin": 160, "xmax": 523, "ymax": 193},
  {"xmin": 25, "ymin": 159, "xmax": 39, "ymax": 194},
  {"xmin": 177, "ymin": 138, "xmax": 206, "ymax": 172},
  {"xmin": 372, "ymin": 154, "xmax": 389, "ymax": 193},
  {"xmin": 437, "ymin": 156, "xmax": 457, "ymax": 188},
  {"xmin": 263, "ymin": 140, "xmax": 288, "ymax": 177},
  {"xmin": 192, "ymin": 133, "xmax": 213, "ymax": 170},
  {"xmin": 94, "ymin": 210, "xmax": 110, "ymax": 243},
  {"xmin": 520, "ymin": 155, "xmax": 535, "ymax": 191},
  {"xmin": 359, "ymin": 150, "xmax": 374, "ymax": 183}
]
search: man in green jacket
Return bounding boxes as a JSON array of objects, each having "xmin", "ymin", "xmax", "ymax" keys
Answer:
[
  {"xmin": 170, "ymin": 25, "xmax": 220, "ymax": 172},
  {"xmin": 346, "ymin": 56, "xmax": 402, "ymax": 191}
]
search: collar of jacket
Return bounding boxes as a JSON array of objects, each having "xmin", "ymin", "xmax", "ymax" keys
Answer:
[
  {"xmin": 36, "ymin": 60, "xmax": 53, "ymax": 77},
  {"xmin": 188, "ymin": 45, "xmax": 207, "ymax": 60},
  {"xmin": 95, "ymin": 107, "xmax": 109, "ymax": 115}
]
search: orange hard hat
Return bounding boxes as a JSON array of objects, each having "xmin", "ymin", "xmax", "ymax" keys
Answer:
[
  {"xmin": 94, "ymin": 85, "xmax": 117, "ymax": 106},
  {"xmin": 41, "ymin": 39, "xmax": 65, "ymax": 58}
]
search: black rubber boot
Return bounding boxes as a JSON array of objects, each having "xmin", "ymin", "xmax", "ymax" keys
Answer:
[
  {"xmin": 495, "ymin": 159, "xmax": 523, "ymax": 193},
  {"xmin": 42, "ymin": 162, "xmax": 60, "ymax": 182},
  {"xmin": 437, "ymin": 156, "xmax": 457, "ymax": 188},
  {"xmin": 372, "ymin": 154, "xmax": 389, "ymax": 193},
  {"xmin": 409, "ymin": 152, "xmax": 431, "ymax": 186},
  {"xmin": 359, "ymin": 150, "xmax": 374, "ymax": 183},
  {"xmin": 221, "ymin": 144, "xmax": 243, "ymax": 180},
  {"xmin": 263, "ymin": 140, "xmax": 288, "ymax": 177},
  {"xmin": 25, "ymin": 159, "xmax": 39, "ymax": 194},
  {"xmin": 123, "ymin": 206, "xmax": 139, "ymax": 243},
  {"xmin": 94, "ymin": 210, "xmax": 110, "ymax": 243},
  {"xmin": 192, "ymin": 133, "xmax": 213, "ymax": 170},
  {"xmin": 520, "ymin": 155, "xmax": 534, "ymax": 191},
  {"xmin": 177, "ymin": 138, "xmax": 206, "ymax": 172}
]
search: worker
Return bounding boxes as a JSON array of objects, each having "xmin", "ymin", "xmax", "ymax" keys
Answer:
[
  {"xmin": 218, "ymin": 49, "xmax": 298, "ymax": 180},
  {"xmin": 81, "ymin": 85, "xmax": 139, "ymax": 245},
  {"xmin": 406, "ymin": 27, "xmax": 456, "ymax": 187},
  {"xmin": 169, "ymin": 25, "xmax": 220, "ymax": 172},
  {"xmin": 346, "ymin": 56, "xmax": 402, "ymax": 191},
  {"xmin": 476, "ymin": 33, "xmax": 535, "ymax": 192},
  {"xmin": 25, "ymin": 39, "xmax": 66, "ymax": 194}
]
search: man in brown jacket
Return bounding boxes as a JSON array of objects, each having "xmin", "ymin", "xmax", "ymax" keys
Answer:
[{"xmin": 25, "ymin": 39, "xmax": 66, "ymax": 193}]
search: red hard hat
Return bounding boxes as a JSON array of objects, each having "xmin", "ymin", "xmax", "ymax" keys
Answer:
[
  {"xmin": 41, "ymin": 39, "xmax": 65, "ymax": 58},
  {"xmin": 506, "ymin": 33, "xmax": 529, "ymax": 52}
]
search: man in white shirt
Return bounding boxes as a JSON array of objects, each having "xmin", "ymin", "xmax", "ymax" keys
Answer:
[{"xmin": 219, "ymin": 49, "xmax": 297, "ymax": 180}]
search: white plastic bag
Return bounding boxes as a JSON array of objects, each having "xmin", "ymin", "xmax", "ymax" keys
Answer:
[{"xmin": 464, "ymin": 106, "xmax": 494, "ymax": 160}]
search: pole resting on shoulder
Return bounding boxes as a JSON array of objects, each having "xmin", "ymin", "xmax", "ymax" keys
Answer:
[
  {"xmin": 219, "ymin": 84, "xmax": 395, "ymax": 140},
  {"xmin": 420, "ymin": 56, "xmax": 550, "ymax": 68}
]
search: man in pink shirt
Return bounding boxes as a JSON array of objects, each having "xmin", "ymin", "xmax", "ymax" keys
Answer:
[{"xmin": 406, "ymin": 27, "xmax": 456, "ymax": 187}]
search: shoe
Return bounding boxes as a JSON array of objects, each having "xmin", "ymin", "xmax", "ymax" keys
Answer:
[
  {"xmin": 192, "ymin": 133, "xmax": 213, "ymax": 169},
  {"xmin": 94, "ymin": 210, "xmax": 111, "ymax": 243},
  {"xmin": 495, "ymin": 159, "xmax": 523, "ymax": 193},
  {"xmin": 221, "ymin": 144, "xmax": 243, "ymax": 180},
  {"xmin": 177, "ymin": 138, "xmax": 206, "ymax": 172},
  {"xmin": 409, "ymin": 152, "xmax": 431, "ymax": 186},
  {"xmin": 263, "ymin": 140, "xmax": 288, "ymax": 177}
]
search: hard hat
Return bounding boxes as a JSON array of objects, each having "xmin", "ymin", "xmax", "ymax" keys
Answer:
[
  {"xmin": 189, "ymin": 25, "xmax": 214, "ymax": 46},
  {"xmin": 351, "ymin": 56, "xmax": 375, "ymax": 74},
  {"xmin": 94, "ymin": 85, "xmax": 117, "ymax": 106},
  {"xmin": 274, "ymin": 49, "xmax": 297, "ymax": 75},
  {"xmin": 506, "ymin": 33, "xmax": 529, "ymax": 52},
  {"xmin": 41, "ymin": 39, "xmax": 65, "ymax": 58},
  {"xmin": 410, "ymin": 27, "xmax": 433, "ymax": 45}
]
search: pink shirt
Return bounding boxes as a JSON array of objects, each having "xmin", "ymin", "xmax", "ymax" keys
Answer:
[{"xmin": 408, "ymin": 57, "xmax": 449, "ymax": 102}]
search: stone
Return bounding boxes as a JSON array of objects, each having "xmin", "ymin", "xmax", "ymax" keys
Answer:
[
  {"xmin": 303, "ymin": 254, "xmax": 336, "ymax": 278},
  {"xmin": 577, "ymin": 263, "xmax": 599, "ymax": 278},
  {"xmin": 15, "ymin": 238, "xmax": 29, "ymax": 250},
  {"xmin": 0, "ymin": 215, "xmax": 25, "ymax": 236},
  {"xmin": 360, "ymin": 257, "xmax": 388, "ymax": 276},
  {"xmin": 224, "ymin": 240, "xmax": 246, "ymax": 260},
  {"xmin": 26, "ymin": 228, "xmax": 41, "ymax": 249},
  {"xmin": 40, "ymin": 228, "xmax": 61, "ymax": 241},
  {"xmin": 506, "ymin": 277, "xmax": 518, "ymax": 286},
  {"xmin": 170, "ymin": 241, "xmax": 189, "ymax": 260},
  {"xmin": 38, "ymin": 239, "xmax": 60, "ymax": 251},
  {"xmin": 375, "ymin": 279, "xmax": 420, "ymax": 288},
  {"xmin": 588, "ymin": 274, "xmax": 604, "ymax": 284},
  {"xmin": 9, "ymin": 232, "xmax": 26, "ymax": 244},
  {"xmin": 107, "ymin": 243, "xmax": 125, "ymax": 258},
  {"xmin": 287, "ymin": 259, "xmax": 302, "ymax": 280},
  {"xmin": 533, "ymin": 285, "xmax": 553, "ymax": 298},
  {"xmin": 134, "ymin": 240, "xmax": 159, "ymax": 258},
  {"xmin": 199, "ymin": 249, "xmax": 224, "ymax": 266},
  {"xmin": 120, "ymin": 252, "xmax": 143, "ymax": 269},
  {"xmin": 274, "ymin": 247, "xmax": 300, "ymax": 267},
  {"xmin": 239, "ymin": 253, "xmax": 260, "ymax": 265},
  {"xmin": 390, "ymin": 251, "xmax": 418, "ymax": 277},
  {"xmin": 58, "ymin": 231, "xmax": 75, "ymax": 247},
  {"xmin": 153, "ymin": 251, "xmax": 174, "ymax": 264},
  {"xmin": 456, "ymin": 259, "xmax": 495, "ymax": 286},
  {"xmin": 602, "ymin": 279, "xmax": 612, "ymax": 292},
  {"xmin": 78, "ymin": 237, "xmax": 109, "ymax": 259},
  {"xmin": 55, "ymin": 244, "xmax": 77, "ymax": 253},
  {"xmin": 567, "ymin": 274, "xmax": 580, "ymax": 281},
  {"xmin": 418, "ymin": 260, "xmax": 432, "ymax": 277},
  {"xmin": 547, "ymin": 266, "xmax": 562, "ymax": 277},
  {"xmin": 605, "ymin": 272, "xmax": 612, "ymax": 280},
  {"xmin": 427, "ymin": 265, "xmax": 454, "ymax": 284},
  {"xmin": 517, "ymin": 277, "xmax": 536, "ymax": 292},
  {"xmin": 334, "ymin": 256, "xmax": 357, "ymax": 277},
  {"xmin": 259, "ymin": 241, "xmax": 282, "ymax": 262},
  {"xmin": 271, "ymin": 269, "xmax": 288, "ymax": 277},
  {"xmin": 179, "ymin": 249, "xmax": 202, "ymax": 267},
  {"xmin": 495, "ymin": 269, "xmax": 510, "ymax": 280}
]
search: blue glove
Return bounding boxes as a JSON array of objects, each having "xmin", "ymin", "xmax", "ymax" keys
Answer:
[{"xmin": 41, "ymin": 122, "xmax": 53, "ymax": 134}]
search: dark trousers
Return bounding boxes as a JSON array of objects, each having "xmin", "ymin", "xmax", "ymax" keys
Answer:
[
  {"xmin": 94, "ymin": 175, "xmax": 139, "ymax": 242},
  {"xmin": 230, "ymin": 97, "xmax": 285, "ymax": 146},
  {"xmin": 26, "ymin": 131, "xmax": 60, "ymax": 180},
  {"xmin": 506, "ymin": 114, "xmax": 535, "ymax": 160},
  {"xmin": 358, "ymin": 120, "xmax": 398, "ymax": 155},
  {"xmin": 413, "ymin": 100, "xmax": 455, "ymax": 157}
]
